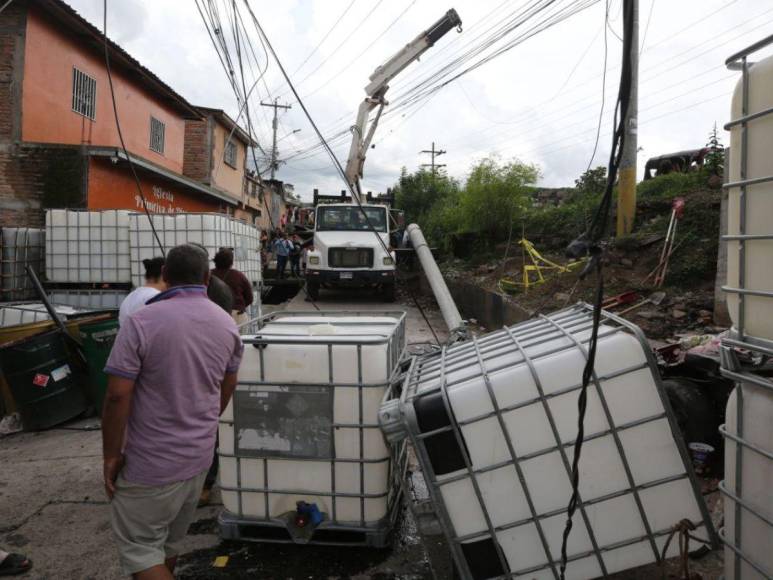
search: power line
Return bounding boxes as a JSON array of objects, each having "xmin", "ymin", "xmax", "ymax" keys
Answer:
[
  {"xmin": 274, "ymin": 0, "xmax": 385, "ymax": 98},
  {"xmin": 296, "ymin": 0, "xmax": 419, "ymax": 103},
  {"xmin": 241, "ymin": 0, "xmax": 393, "ymax": 260},
  {"xmin": 420, "ymin": 141, "xmax": 447, "ymax": 174},
  {"xmin": 583, "ymin": 0, "xmax": 610, "ymax": 173},
  {"xmin": 292, "ymin": 0, "xmax": 754, "ymax": 160},
  {"xmin": 290, "ymin": 0, "xmax": 358, "ymax": 76},
  {"xmin": 102, "ymin": 0, "xmax": 164, "ymax": 256}
]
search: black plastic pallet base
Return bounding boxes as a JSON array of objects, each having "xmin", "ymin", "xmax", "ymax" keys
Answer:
[{"xmin": 218, "ymin": 510, "xmax": 393, "ymax": 548}]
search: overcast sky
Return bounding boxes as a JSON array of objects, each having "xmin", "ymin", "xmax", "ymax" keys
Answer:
[{"xmin": 69, "ymin": 0, "xmax": 773, "ymax": 200}]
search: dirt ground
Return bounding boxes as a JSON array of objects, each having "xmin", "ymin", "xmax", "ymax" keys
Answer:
[{"xmin": 442, "ymin": 242, "xmax": 722, "ymax": 342}]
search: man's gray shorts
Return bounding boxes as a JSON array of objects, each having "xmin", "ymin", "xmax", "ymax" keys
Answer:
[{"xmin": 110, "ymin": 470, "xmax": 207, "ymax": 576}]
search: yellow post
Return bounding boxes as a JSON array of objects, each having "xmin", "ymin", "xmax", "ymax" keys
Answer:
[
  {"xmin": 617, "ymin": 166, "xmax": 637, "ymax": 236},
  {"xmin": 616, "ymin": 0, "xmax": 638, "ymax": 236}
]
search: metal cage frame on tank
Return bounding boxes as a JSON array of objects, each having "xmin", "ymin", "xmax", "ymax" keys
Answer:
[
  {"xmin": 218, "ymin": 310, "xmax": 408, "ymax": 547},
  {"xmin": 379, "ymin": 303, "xmax": 718, "ymax": 580},
  {"xmin": 128, "ymin": 212, "xmax": 262, "ymax": 288},
  {"xmin": 45, "ymin": 210, "xmax": 131, "ymax": 283},
  {"xmin": 719, "ymin": 33, "xmax": 773, "ymax": 580},
  {"xmin": 0, "ymin": 227, "xmax": 44, "ymax": 301}
]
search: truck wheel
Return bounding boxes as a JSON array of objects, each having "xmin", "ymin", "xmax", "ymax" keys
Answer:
[
  {"xmin": 306, "ymin": 280, "xmax": 320, "ymax": 301},
  {"xmin": 381, "ymin": 282, "xmax": 396, "ymax": 303}
]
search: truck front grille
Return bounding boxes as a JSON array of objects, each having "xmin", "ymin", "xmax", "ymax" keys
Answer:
[{"xmin": 328, "ymin": 247, "xmax": 374, "ymax": 268}]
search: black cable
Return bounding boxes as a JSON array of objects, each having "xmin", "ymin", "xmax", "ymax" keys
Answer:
[
  {"xmin": 410, "ymin": 291, "xmax": 440, "ymax": 346},
  {"xmin": 583, "ymin": 0, "xmax": 610, "ymax": 173},
  {"xmin": 102, "ymin": 0, "xmax": 164, "ymax": 257},
  {"xmin": 241, "ymin": 0, "xmax": 393, "ymax": 262},
  {"xmin": 559, "ymin": 0, "xmax": 633, "ymax": 577}
]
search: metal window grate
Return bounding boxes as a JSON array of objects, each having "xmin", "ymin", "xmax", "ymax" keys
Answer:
[
  {"xmin": 149, "ymin": 117, "xmax": 165, "ymax": 154},
  {"xmin": 224, "ymin": 139, "xmax": 237, "ymax": 167},
  {"xmin": 71, "ymin": 67, "xmax": 96, "ymax": 120}
]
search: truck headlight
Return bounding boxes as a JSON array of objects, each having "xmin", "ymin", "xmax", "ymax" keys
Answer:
[
  {"xmin": 309, "ymin": 256, "xmax": 320, "ymax": 265},
  {"xmin": 383, "ymin": 257, "xmax": 394, "ymax": 266}
]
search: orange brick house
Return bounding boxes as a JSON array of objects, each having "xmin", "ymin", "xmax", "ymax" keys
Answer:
[{"xmin": 0, "ymin": 0, "xmax": 262, "ymax": 227}]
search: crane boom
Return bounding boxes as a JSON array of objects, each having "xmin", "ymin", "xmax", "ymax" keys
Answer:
[{"xmin": 344, "ymin": 8, "xmax": 462, "ymax": 201}]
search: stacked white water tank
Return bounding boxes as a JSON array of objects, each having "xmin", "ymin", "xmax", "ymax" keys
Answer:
[
  {"xmin": 0, "ymin": 303, "xmax": 95, "ymax": 328},
  {"xmin": 40, "ymin": 210, "xmax": 262, "ymax": 321},
  {"xmin": 45, "ymin": 210, "xmax": 131, "ymax": 283},
  {"xmin": 219, "ymin": 312, "xmax": 406, "ymax": 544},
  {"xmin": 128, "ymin": 213, "xmax": 262, "ymax": 288},
  {"xmin": 721, "ymin": 41, "xmax": 773, "ymax": 580},
  {"xmin": 0, "ymin": 228, "xmax": 44, "ymax": 301}
]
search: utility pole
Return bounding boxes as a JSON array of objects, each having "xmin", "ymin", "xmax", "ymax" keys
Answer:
[
  {"xmin": 260, "ymin": 98, "xmax": 291, "ymax": 180},
  {"xmin": 617, "ymin": 0, "xmax": 639, "ymax": 236},
  {"xmin": 420, "ymin": 141, "xmax": 447, "ymax": 175}
]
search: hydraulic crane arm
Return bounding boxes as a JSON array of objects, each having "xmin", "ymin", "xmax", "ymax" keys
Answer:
[{"xmin": 344, "ymin": 8, "xmax": 462, "ymax": 201}]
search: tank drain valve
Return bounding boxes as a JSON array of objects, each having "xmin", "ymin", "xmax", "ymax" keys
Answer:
[{"xmin": 294, "ymin": 501, "xmax": 323, "ymax": 529}]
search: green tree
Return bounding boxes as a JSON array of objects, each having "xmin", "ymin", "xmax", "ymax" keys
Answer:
[
  {"xmin": 456, "ymin": 156, "xmax": 540, "ymax": 240},
  {"xmin": 393, "ymin": 167, "xmax": 459, "ymax": 226},
  {"xmin": 705, "ymin": 122, "xmax": 724, "ymax": 177},
  {"xmin": 574, "ymin": 166, "xmax": 607, "ymax": 197}
]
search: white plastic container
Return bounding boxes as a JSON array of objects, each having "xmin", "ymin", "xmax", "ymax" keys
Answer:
[
  {"xmin": 129, "ymin": 213, "xmax": 261, "ymax": 287},
  {"xmin": 48, "ymin": 290, "xmax": 127, "ymax": 310},
  {"xmin": 722, "ymin": 383, "xmax": 773, "ymax": 580},
  {"xmin": 721, "ymin": 40, "xmax": 773, "ymax": 580},
  {"xmin": 219, "ymin": 312, "xmax": 406, "ymax": 539},
  {"xmin": 45, "ymin": 210, "xmax": 131, "ymax": 283},
  {"xmin": 0, "ymin": 303, "xmax": 92, "ymax": 328},
  {"xmin": 381, "ymin": 305, "xmax": 714, "ymax": 580},
  {"xmin": 0, "ymin": 228, "xmax": 44, "ymax": 301},
  {"xmin": 726, "ymin": 51, "xmax": 773, "ymax": 344}
]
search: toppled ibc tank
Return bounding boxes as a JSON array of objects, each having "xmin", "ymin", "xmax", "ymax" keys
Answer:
[{"xmin": 380, "ymin": 303, "xmax": 717, "ymax": 580}]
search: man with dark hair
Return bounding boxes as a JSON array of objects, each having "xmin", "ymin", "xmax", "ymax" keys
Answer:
[
  {"xmin": 211, "ymin": 248, "xmax": 253, "ymax": 327},
  {"xmin": 119, "ymin": 257, "xmax": 166, "ymax": 326},
  {"xmin": 102, "ymin": 244, "xmax": 243, "ymax": 579}
]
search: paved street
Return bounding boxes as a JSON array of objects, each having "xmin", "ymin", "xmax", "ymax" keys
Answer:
[{"xmin": 0, "ymin": 290, "xmax": 448, "ymax": 579}]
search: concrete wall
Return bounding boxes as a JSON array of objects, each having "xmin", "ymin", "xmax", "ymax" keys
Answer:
[{"xmin": 446, "ymin": 279, "xmax": 529, "ymax": 330}]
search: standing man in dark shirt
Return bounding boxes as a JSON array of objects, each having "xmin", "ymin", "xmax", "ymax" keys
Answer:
[{"xmin": 211, "ymin": 248, "xmax": 254, "ymax": 327}]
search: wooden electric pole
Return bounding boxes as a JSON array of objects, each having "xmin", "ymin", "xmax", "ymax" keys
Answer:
[
  {"xmin": 420, "ymin": 141, "xmax": 447, "ymax": 175},
  {"xmin": 261, "ymin": 98, "xmax": 291, "ymax": 180},
  {"xmin": 617, "ymin": 0, "xmax": 639, "ymax": 236}
]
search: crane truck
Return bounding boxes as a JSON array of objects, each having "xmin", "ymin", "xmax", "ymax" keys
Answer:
[{"xmin": 305, "ymin": 9, "xmax": 462, "ymax": 302}]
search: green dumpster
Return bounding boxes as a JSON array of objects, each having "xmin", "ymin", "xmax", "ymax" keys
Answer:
[
  {"xmin": 79, "ymin": 317, "xmax": 119, "ymax": 416},
  {"xmin": 0, "ymin": 329, "xmax": 88, "ymax": 430}
]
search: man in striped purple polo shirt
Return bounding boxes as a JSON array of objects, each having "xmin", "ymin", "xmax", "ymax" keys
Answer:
[{"xmin": 102, "ymin": 244, "xmax": 243, "ymax": 579}]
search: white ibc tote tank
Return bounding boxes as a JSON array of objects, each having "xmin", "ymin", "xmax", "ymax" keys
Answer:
[
  {"xmin": 721, "ymin": 38, "xmax": 773, "ymax": 580},
  {"xmin": 380, "ymin": 304, "xmax": 716, "ymax": 580},
  {"xmin": 218, "ymin": 311, "xmax": 406, "ymax": 545}
]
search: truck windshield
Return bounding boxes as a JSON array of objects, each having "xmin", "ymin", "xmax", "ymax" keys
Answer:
[{"xmin": 316, "ymin": 206, "xmax": 387, "ymax": 232}]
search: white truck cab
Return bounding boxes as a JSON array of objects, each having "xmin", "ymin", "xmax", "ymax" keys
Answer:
[{"xmin": 305, "ymin": 203, "xmax": 396, "ymax": 302}]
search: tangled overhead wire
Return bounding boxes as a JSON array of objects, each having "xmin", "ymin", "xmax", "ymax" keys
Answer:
[{"xmin": 558, "ymin": 0, "xmax": 635, "ymax": 578}]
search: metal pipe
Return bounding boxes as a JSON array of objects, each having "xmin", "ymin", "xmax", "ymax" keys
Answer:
[{"xmin": 406, "ymin": 223, "xmax": 466, "ymax": 337}]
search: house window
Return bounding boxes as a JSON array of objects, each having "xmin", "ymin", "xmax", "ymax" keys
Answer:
[
  {"xmin": 224, "ymin": 138, "xmax": 237, "ymax": 168},
  {"xmin": 72, "ymin": 67, "xmax": 96, "ymax": 120},
  {"xmin": 149, "ymin": 117, "xmax": 165, "ymax": 154}
]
